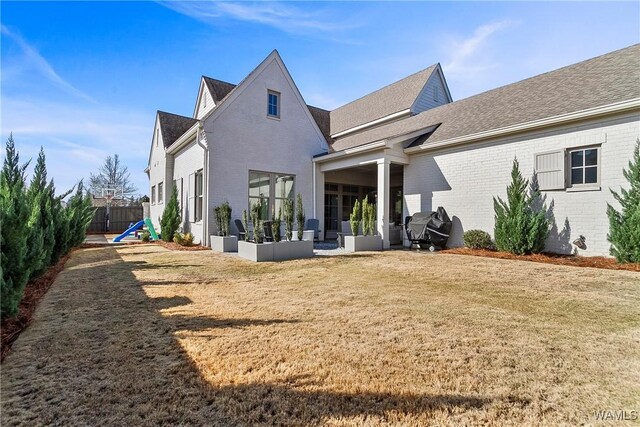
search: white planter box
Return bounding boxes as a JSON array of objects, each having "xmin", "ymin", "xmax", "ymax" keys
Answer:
[
  {"xmin": 210, "ymin": 235, "xmax": 237, "ymax": 252},
  {"xmin": 237, "ymin": 240, "xmax": 314, "ymax": 262},
  {"xmin": 238, "ymin": 241, "xmax": 274, "ymax": 262},
  {"xmin": 344, "ymin": 235, "xmax": 383, "ymax": 252},
  {"xmin": 273, "ymin": 240, "xmax": 314, "ymax": 260}
]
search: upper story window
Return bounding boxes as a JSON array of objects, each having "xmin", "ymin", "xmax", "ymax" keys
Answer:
[
  {"xmin": 570, "ymin": 147, "xmax": 599, "ymax": 187},
  {"xmin": 267, "ymin": 90, "xmax": 280, "ymax": 118},
  {"xmin": 434, "ymin": 86, "xmax": 439, "ymax": 102},
  {"xmin": 156, "ymin": 128, "xmax": 159, "ymax": 147}
]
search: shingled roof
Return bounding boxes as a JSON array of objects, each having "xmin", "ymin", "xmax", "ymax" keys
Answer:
[
  {"xmin": 330, "ymin": 44, "xmax": 640, "ymax": 152},
  {"xmin": 202, "ymin": 77, "xmax": 237, "ymax": 104},
  {"xmin": 329, "ymin": 64, "xmax": 438, "ymax": 136},
  {"xmin": 157, "ymin": 111, "xmax": 198, "ymax": 148}
]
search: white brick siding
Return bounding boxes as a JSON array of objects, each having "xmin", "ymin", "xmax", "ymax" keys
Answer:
[{"xmin": 403, "ymin": 112, "xmax": 640, "ymax": 256}]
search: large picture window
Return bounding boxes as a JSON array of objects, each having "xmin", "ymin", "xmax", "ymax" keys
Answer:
[{"xmin": 248, "ymin": 170, "xmax": 294, "ymax": 219}]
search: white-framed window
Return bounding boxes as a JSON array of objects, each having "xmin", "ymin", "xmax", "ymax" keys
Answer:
[
  {"xmin": 569, "ymin": 146, "xmax": 600, "ymax": 188},
  {"xmin": 203, "ymin": 93, "xmax": 207, "ymax": 108},
  {"xmin": 248, "ymin": 170, "xmax": 295, "ymax": 220},
  {"xmin": 534, "ymin": 145, "xmax": 601, "ymax": 191},
  {"xmin": 151, "ymin": 185, "xmax": 156, "ymax": 204},
  {"xmin": 157, "ymin": 182, "xmax": 163, "ymax": 204},
  {"xmin": 156, "ymin": 128, "xmax": 159, "ymax": 147},
  {"xmin": 434, "ymin": 86, "xmax": 439, "ymax": 102},
  {"xmin": 195, "ymin": 170, "xmax": 203, "ymax": 222},
  {"xmin": 267, "ymin": 90, "xmax": 280, "ymax": 118}
]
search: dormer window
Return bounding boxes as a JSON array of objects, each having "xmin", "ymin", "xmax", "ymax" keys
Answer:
[{"xmin": 267, "ymin": 90, "xmax": 280, "ymax": 118}]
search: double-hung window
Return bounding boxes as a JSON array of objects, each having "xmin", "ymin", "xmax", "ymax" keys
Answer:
[
  {"xmin": 157, "ymin": 182, "xmax": 163, "ymax": 204},
  {"xmin": 267, "ymin": 90, "xmax": 280, "ymax": 118},
  {"xmin": 151, "ymin": 185, "xmax": 156, "ymax": 204},
  {"xmin": 569, "ymin": 147, "xmax": 599, "ymax": 187}
]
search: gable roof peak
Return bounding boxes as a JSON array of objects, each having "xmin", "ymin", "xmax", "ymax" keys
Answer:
[{"xmin": 329, "ymin": 63, "xmax": 440, "ymax": 136}]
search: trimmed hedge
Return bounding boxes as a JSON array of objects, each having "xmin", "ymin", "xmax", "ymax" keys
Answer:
[{"xmin": 463, "ymin": 230, "xmax": 494, "ymax": 250}]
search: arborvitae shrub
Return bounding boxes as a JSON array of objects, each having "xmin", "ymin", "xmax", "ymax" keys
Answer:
[
  {"xmin": 283, "ymin": 199, "xmax": 294, "ymax": 241},
  {"xmin": 296, "ymin": 194, "xmax": 305, "ymax": 241},
  {"xmin": 349, "ymin": 199, "xmax": 361, "ymax": 236},
  {"xmin": 607, "ymin": 139, "xmax": 640, "ymax": 263},
  {"xmin": 1, "ymin": 135, "xmax": 31, "ymax": 318},
  {"xmin": 493, "ymin": 158, "xmax": 550, "ymax": 255},
  {"xmin": 160, "ymin": 186, "xmax": 180, "ymax": 242}
]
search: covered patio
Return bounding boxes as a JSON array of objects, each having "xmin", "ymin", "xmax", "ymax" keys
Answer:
[{"xmin": 313, "ymin": 141, "xmax": 409, "ymax": 248}]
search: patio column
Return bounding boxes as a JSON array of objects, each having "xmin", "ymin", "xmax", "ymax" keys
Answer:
[{"xmin": 377, "ymin": 158, "xmax": 391, "ymax": 249}]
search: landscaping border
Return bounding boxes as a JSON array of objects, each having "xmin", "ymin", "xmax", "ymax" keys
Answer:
[{"xmin": 443, "ymin": 248, "xmax": 640, "ymax": 272}]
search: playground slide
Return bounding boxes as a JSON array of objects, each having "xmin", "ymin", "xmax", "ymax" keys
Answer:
[
  {"xmin": 113, "ymin": 220, "xmax": 145, "ymax": 243},
  {"xmin": 144, "ymin": 218, "xmax": 159, "ymax": 241}
]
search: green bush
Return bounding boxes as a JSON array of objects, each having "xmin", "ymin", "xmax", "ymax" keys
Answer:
[
  {"xmin": 607, "ymin": 139, "xmax": 640, "ymax": 263},
  {"xmin": 65, "ymin": 180, "xmax": 94, "ymax": 249},
  {"xmin": 214, "ymin": 201, "xmax": 232, "ymax": 236},
  {"xmin": 27, "ymin": 148, "xmax": 55, "ymax": 279},
  {"xmin": 296, "ymin": 193, "xmax": 305, "ymax": 241},
  {"xmin": 241, "ymin": 209, "xmax": 250, "ymax": 241},
  {"xmin": 272, "ymin": 207, "xmax": 282, "ymax": 243},
  {"xmin": 493, "ymin": 158, "xmax": 550, "ymax": 255},
  {"xmin": 160, "ymin": 186, "xmax": 180, "ymax": 242},
  {"xmin": 141, "ymin": 230, "xmax": 151, "ymax": 242},
  {"xmin": 361, "ymin": 195, "xmax": 376, "ymax": 236},
  {"xmin": 1, "ymin": 135, "xmax": 31, "ymax": 318},
  {"xmin": 283, "ymin": 198, "xmax": 294, "ymax": 241},
  {"xmin": 173, "ymin": 232, "xmax": 194, "ymax": 246},
  {"xmin": 463, "ymin": 230, "xmax": 494, "ymax": 249},
  {"xmin": 349, "ymin": 199, "xmax": 361, "ymax": 236},
  {"xmin": 250, "ymin": 198, "xmax": 264, "ymax": 243}
]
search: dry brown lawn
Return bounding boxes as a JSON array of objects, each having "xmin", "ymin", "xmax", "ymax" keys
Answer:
[{"xmin": 1, "ymin": 244, "xmax": 639, "ymax": 426}]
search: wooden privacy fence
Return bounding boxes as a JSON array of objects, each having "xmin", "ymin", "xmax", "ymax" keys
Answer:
[{"xmin": 88, "ymin": 206, "xmax": 144, "ymax": 233}]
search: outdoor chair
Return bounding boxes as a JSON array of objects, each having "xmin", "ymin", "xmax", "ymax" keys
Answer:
[
  {"xmin": 234, "ymin": 219, "xmax": 246, "ymax": 241},
  {"xmin": 305, "ymin": 219, "xmax": 320, "ymax": 241}
]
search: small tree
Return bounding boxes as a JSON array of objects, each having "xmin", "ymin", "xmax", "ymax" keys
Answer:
[
  {"xmin": 160, "ymin": 186, "xmax": 180, "ymax": 242},
  {"xmin": 0, "ymin": 135, "xmax": 31, "ymax": 318},
  {"xmin": 361, "ymin": 196, "xmax": 376, "ymax": 236},
  {"xmin": 27, "ymin": 148, "xmax": 55, "ymax": 279},
  {"xmin": 350, "ymin": 199, "xmax": 361, "ymax": 236},
  {"xmin": 283, "ymin": 198, "xmax": 294, "ymax": 241},
  {"xmin": 250, "ymin": 199, "xmax": 264, "ymax": 243},
  {"xmin": 220, "ymin": 201, "xmax": 232, "ymax": 236},
  {"xmin": 89, "ymin": 154, "xmax": 137, "ymax": 197},
  {"xmin": 272, "ymin": 207, "xmax": 282, "ymax": 243},
  {"xmin": 213, "ymin": 206, "xmax": 222, "ymax": 236},
  {"xmin": 66, "ymin": 180, "xmax": 95, "ymax": 249},
  {"xmin": 607, "ymin": 139, "xmax": 640, "ymax": 263},
  {"xmin": 241, "ymin": 209, "xmax": 250, "ymax": 241},
  {"xmin": 296, "ymin": 194, "xmax": 305, "ymax": 241},
  {"xmin": 49, "ymin": 180, "xmax": 72, "ymax": 264},
  {"xmin": 493, "ymin": 158, "xmax": 550, "ymax": 255}
]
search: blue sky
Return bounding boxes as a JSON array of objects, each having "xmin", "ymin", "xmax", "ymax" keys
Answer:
[{"xmin": 2, "ymin": 1, "xmax": 638, "ymax": 196}]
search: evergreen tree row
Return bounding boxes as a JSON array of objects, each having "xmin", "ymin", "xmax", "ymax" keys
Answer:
[{"xmin": 1, "ymin": 135, "xmax": 94, "ymax": 318}]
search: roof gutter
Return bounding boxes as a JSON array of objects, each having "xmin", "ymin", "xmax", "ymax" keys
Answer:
[
  {"xmin": 330, "ymin": 109, "xmax": 412, "ymax": 139},
  {"xmin": 166, "ymin": 123, "xmax": 200, "ymax": 154},
  {"xmin": 405, "ymin": 98, "xmax": 640, "ymax": 154},
  {"xmin": 313, "ymin": 140, "xmax": 387, "ymax": 163}
]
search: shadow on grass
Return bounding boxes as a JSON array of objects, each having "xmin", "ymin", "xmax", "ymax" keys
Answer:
[{"xmin": 1, "ymin": 245, "xmax": 503, "ymax": 425}]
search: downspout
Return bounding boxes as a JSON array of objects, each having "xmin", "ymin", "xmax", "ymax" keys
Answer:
[
  {"xmin": 197, "ymin": 123, "xmax": 209, "ymax": 247},
  {"xmin": 312, "ymin": 162, "xmax": 316, "ymax": 219}
]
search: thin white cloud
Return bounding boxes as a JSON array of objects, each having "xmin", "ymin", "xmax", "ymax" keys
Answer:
[
  {"xmin": 161, "ymin": 1, "xmax": 358, "ymax": 35},
  {"xmin": 443, "ymin": 20, "xmax": 518, "ymax": 76},
  {"xmin": 1, "ymin": 97, "xmax": 151, "ymax": 194},
  {"xmin": 1, "ymin": 25, "xmax": 96, "ymax": 103}
]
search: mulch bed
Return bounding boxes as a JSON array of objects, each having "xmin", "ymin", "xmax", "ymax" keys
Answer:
[
  {"xmin": 153, "ymin": 241, "xmax": 209, "ymax": 251},
  {"xmin": 1, "ymin": 253, "xmax": 73, "ymax": 362},
  {"xmin": 443, "ymin": 247, "xmax": 640, "ymax": 272}
]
